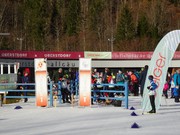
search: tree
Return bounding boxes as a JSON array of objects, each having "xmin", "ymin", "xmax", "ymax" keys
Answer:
[
  {"xmin": 116, "ymin": 5, "xmax": 135, "ymax": 41},
  {"xmin": 137, "ymin": 14, "xmax": 149, "ymax": 37}
]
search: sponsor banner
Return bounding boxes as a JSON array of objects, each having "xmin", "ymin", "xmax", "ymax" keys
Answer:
[
  {"xmin": 84, "ymin": 51, "xmax": 111, "ymax": 59},
  {"xmin": 79, "ymin": 58, "xmax": 91, "ymax": 106},
  {"xmin": 2, "ymin": 50, "xmax": 180, "ymax": 60},
  {"xmin": 112, "ymin": 51, "xmax": 180, "ymax": 60},
  {"xmin": 142, "ymin": 30, "xmax": 180, "ymax": 111},
  {"xmin": 35, "ymin": 58, "xmax": 48, "ymax": 107},
  {"xmin": 112, "ymin": 52, "xmax": 153, "ymax": 59},
  {"xmin": 0, "ymin": 50, "xmax": 84, "ymax": 59}
]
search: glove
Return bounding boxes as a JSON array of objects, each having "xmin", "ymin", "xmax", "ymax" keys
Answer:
[{"xmin": 147, "ymin": 86, "xmax": 150, "ymax": 90}]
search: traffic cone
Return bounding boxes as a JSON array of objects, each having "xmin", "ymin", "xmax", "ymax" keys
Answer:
[
  {"xmin": 130, "ymin": 106, "xmax": 135, "ymax": 110},
  {"xmin": 14, "ymin": 106, "xmax": 23, "ymax": 109},
  {"xmin": 131, "ymin": 122, "xmax": 140, "ymax": 128},
  {"xmin": 131, "ymin": 111, "xmax": 138, "ymax": 116}
]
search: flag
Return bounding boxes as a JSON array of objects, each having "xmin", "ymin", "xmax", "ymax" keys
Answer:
[{"xmin": 142, "ymin": 30, "xmax": 180, "ymax": 111}]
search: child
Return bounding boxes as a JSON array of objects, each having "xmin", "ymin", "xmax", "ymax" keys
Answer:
[
  {"xmin": 163, "ymin": 81, "xmax": 169, "ymax": 98},
  {"xmin": 147, "ymin": 75, "xmax": 158, "ymax": 113}
]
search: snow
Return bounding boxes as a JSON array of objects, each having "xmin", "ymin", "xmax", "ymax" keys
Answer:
[{"xmin": 1, "ymin": 96, "xmax": 180, "ymax": 135}]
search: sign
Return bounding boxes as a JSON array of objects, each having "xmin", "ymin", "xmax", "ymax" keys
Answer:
[
  {"xmin": 142, "ymin": 30, "xmax": 180, "ymax": 111},
  {"xmin": 112, "ymin": 51, "xmax": 180, "ymax": 60},
  {"xmin": 112, "ymin": 52, "xmax": 153, "ymax": 59},
  {"xmin": 79, "ymin": 58, "xmax": 91, "ymax": 106},
  {"xmin": 35, "ymin": 58, "xmax": 48, "ymax": 107},
  {"xmin": 0, "ymin": 50, "xmax": 84, "ymax": 59},
  {"xmin": 84, "ymin": 52, "xmax": 111, "ymax": 59}
]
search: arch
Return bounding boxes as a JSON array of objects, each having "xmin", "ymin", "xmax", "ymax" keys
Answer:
[{"xmin": 142, "ymin": 30, "xmax": 180, "ymax": 111}]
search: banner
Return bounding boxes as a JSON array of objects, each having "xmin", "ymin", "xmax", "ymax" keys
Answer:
[
  {"xmin": 79, "ymin": 58, "xmax": 91, "ymax": 106},
  {"xmin": 142, "ymin": 30, "xmax": 180, "ymax": 111},
  {"xmin": 35, "ymin": 58, "xmax": 48, "ymax": 107},
  {"xmin": 112, "ymin": 52, "xmax": 152, "ymax": 59},
  {"xmin": 0, "ymin": 50, "xmax": 84, "ymax": 59},
  {"xmin": 84, "ymin": 51, "xmax": 111, "ymax": 59}
]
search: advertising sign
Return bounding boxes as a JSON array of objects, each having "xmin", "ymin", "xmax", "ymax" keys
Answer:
[
  {"xmin": 142, "ymin": 30, "xmax": 180, "ymax": 111},
  {"xmin": 35, "ymin": 58, "xmax": 48, "ymax": 107},
  {"xmin": 79, "ymin": 58, "xmax": 91, "ymax": 106},
  {"xmin": 84, "ymin": 52, "xmax": 111, "ymax": 59}
]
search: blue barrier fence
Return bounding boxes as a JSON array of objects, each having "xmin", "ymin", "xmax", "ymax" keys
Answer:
[
  {"xmin": 92, "ymin": 82, "xmax": 128, "ymax": 109},
  {"xmin": 0, "ymin": 81, "xmax": 129, "ymax": 109},
  {"xmin": 0, "ymin": 82, "xmax": 54, "ymax": 107}
]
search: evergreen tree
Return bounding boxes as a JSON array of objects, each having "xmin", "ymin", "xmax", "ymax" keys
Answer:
[
  {"xmin": 65, "ymin": 0, "xmax": 81, "ymax": 36},
  {"xmin": 116, "ymin": 5, "xmax": 135, "ymax": 41},
  {"xmin": 137, "ymin": 14, "xmax": 149, "ymax": 37}
]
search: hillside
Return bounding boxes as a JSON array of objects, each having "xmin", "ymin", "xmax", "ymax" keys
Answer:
[{"xmin": 0, "ymin": 0, "xmax": 179, "ymax": 52}]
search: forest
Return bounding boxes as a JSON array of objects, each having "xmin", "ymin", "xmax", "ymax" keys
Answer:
[{"xmin": 0, "ymin": 0, "xmax": 180, "ymax": 52}]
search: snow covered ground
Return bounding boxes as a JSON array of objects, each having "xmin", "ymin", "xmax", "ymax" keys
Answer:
[{"xmin": 0, "ymin": 96, "xmax": 180, "ymax": 135}]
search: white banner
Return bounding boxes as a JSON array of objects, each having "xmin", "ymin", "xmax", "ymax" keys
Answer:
[
  {"xmin": 142, "ymin": 30, "xmax": 180, "ymax": 111},
  {"xmin": 84, "ymin": 51, "xmax": 111, "ymax": 59},
  {"xmin": 35, "ymin": 58, "xmax": 48, "ymax": 107},
  {"xmin": 79, "ymin": 58, "xmax": 91, "ymax": 106}
]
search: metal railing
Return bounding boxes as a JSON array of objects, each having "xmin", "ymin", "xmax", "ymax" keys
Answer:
[
  {"xmin": 0, "ymin": 81, "xmax": 129, "ymax": 108},
  {"xmin": 92, "ymin": 82, "xmax": 128, "ymax": 109}
]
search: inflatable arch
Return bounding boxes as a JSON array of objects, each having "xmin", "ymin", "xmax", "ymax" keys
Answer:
[{"xmin": 142, "ymin": 30, "xmax": 180, "ymax": 111}]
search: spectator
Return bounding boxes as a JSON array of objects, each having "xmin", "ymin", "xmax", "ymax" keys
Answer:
[
  {"xmin": 52, "ymin": 68, "xmax": 64, "ymax": 83},
  {"xmin": 170, "ymin": 77, "xmax": 175, "ymax": 98},
  {"xmin": 61, "ymin": 75, "xmax": 71, "ymax": 103},
  {"xmin": 129, "ymin": 71, "xmax": 139, "ymax": 96},
  {"xmin": 22, "ymin": 72, "xmax": 29, "ymax": 102},
  {"xmin": 163, "ymin": 81, "xmax": 169, "ymax": 99},
  {"xmin": 16, "ymin": 69, "xmax": 23, "ymax": 96},
  {"xmin": 103, "ymin": 68, "xmax": 111, "ymax": 83},
  {"xmin": 173, "ymin": 69, "xmax": 180, "ymax": 101},
  {"xmin": 116, "ymin": 70, "xmax": 125, "ymax": 84}
]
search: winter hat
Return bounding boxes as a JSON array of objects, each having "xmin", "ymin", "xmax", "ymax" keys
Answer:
[{"xmin": 148, "ymin": 75, "xmax": 153, "ymax": 80}]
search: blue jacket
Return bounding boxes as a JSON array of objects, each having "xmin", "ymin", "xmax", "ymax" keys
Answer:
[
  {"xmin": 173, "ymin": 73, "xmax": 180, "ymax": 86},
  {"xmin": 149, "ymin": 80, "xmax": 158, "ymax": 91}
]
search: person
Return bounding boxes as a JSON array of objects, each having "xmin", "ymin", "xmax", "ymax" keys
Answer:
[
  {"xmin": 147, "ymin": 75, "xmax": 158, "ymax": 113},
  {"xmin": 16, "ymin": 69, "xmax": 23, "ymax": 96},
  {"xmin": 129, "ymin": 71, "xmax": 139, "ymax": 96},
  {"xmin": 52, "ymin": 68, "xmax": 64, "ymax": 83},
  {"xmin": 116, "ymin": 70, "xmax": 125, "ymax": 84},
  {"xmin": 173, "ymin": 70, "xmax": 180, "ymax": 102},
  {"xmin": 102, "ymin": 68, "xmax": 111, "ymax": 83},
  {"xmin": 163, "ymin": 81, "xmax": 169, "ymax": 99},
  {"xmin": 22, "ymin": 72, "xmax": 29, "ymax": 102},
  {"xmin": 170, "ymin": 77, "xmax": 175, "ymax": 98},
  {"xmin": 61, "ymin": 75, "xmax": 71, "ymax": 103},
  {"xmin": 139, "ymin": 65, "xmax": 148, "ymax": 97},
  {"xmin": 116, "ymin": 70, "xmax": 125, "ymax": 96}
]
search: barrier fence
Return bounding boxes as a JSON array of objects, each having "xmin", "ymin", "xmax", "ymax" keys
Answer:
[
  {"xmin": 0, "ymin": 81, "xmax": 129, "ymax": 109},
  {"xmin": 92, "ymin": 82, "xmax": 128, "ymax": 109}
]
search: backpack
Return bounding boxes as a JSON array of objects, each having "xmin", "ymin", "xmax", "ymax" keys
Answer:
[
  {"xmin": 61, "ymin": 80, "xmax": 67, "ymax": 89},
  {"xmin": 134, "ymin": 72, "xmax": 140, "ymax": 82},
  {"xmin": 116, "ymin": 74, "xmax": 125, "ymax": 82}
]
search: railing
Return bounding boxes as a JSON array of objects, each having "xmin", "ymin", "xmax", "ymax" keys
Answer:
[
  {"xmin": 92, "ymin": 82, "xmax": 128, "ymax": 109},
  {"xmin": 54, "ymin": 80, "xmax": 79, "ymax": 104},
  {"xmin": 0, "ymin": 82, "xmax": 54, "ymax": 107},
  {"xmin": 0, "ymin": 81, "xmax": 128, "ymax": 109}
]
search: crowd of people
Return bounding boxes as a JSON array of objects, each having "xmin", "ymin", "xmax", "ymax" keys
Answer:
[{"xmin": 15, "ymin": 66, "xmax": 180, "ymax": 104}]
